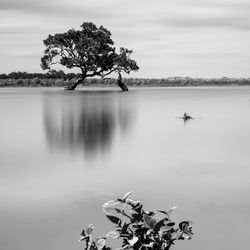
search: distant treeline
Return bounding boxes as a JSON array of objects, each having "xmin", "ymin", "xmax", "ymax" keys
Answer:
[
  {"xmin": 0, "ymin": 70, "xmax": 81, "ymax": 80},
  {"xmin": 1, "ymin": 70, "xmax": 250, "ymax": 87}
]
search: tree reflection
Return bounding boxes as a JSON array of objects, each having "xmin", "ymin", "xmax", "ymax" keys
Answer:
[{"xmin": 43, "ymin": 91, "xmax": 135, "ymax": 159}]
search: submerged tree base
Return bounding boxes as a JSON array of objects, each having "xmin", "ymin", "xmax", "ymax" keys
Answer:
[
  {"xmin": 118, "ymin": 83, "xmax": 129, "ymax": 91},
  {"xmin": 62, "ymin": 78, "xmax": 129, "ymax": 91},
  {"xmin": 117, "ymin": 72, "xmax": 128, "ymax": 91},
  {"xmin": 63, "ymin": 78, "xmax": 84, "ymax": 90}
]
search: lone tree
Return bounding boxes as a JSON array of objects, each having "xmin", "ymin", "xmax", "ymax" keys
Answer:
[{"xmin": 41, "ymin": 22, "xmax": 139, "ymax": 91}]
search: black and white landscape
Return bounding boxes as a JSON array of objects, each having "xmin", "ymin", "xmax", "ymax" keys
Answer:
[{"xmin": 1, "ymin": 1, "xmax": 250, "ymax": 250}]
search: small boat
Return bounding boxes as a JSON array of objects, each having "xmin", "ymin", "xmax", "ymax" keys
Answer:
[{"xmin": 182, "ymin": 112, "xmax": 193, "ymax": 120}]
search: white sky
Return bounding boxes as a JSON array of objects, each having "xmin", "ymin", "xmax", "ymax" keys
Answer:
[{"xmin": 1, "ymin": 0, "xmax": 250, "ymax": 78}]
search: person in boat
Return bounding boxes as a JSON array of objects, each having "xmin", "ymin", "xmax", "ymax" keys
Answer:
[{"xmin": 183, "ymin": 112, "xmax": 192, "ymax": 120}]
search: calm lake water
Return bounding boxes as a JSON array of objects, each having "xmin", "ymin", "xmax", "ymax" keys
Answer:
[{"xmin": 0, "ymin": 86, "xmax": 250, "ymax": 250}]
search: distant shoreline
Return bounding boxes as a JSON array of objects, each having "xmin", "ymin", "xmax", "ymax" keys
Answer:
[{"xmin": 1, "ymin": 77, "xmax": 250, "ymax": 88}]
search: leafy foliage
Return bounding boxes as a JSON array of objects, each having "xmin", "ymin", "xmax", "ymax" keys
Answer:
[
  {"xmin": 79, "ymin": 192, "xmax": 193, "ymax": 250},
  {"xmin": 41, "ymin": 22, "xmax": 139, "ymax": 80}
]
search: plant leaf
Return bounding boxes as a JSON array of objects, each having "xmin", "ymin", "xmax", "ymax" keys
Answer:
[
  {"xmin": 86, "ymin": 224, "xmax": 94, "ymax": 236},
  {"xmin": 103, "ymin": 200, "xmax": 120, "ymax": 208},
  {"xmin": 115, "ymin": 208, "xmax": 122, "ymax": 213},
  {"xmin": 157, "ymin": 210, "xmax": 168, "ymax": 216},
  {"xmin": 96, "ymin": 238, "xmax": 106, "ymax": 250},
  {"xmin": 160, "ymin": 225, "xmax": 172, "ymax": 231},
  {"xmin": 103, "ymin": 206, "xmax": 119, "ymax": 215},
  {"xmin": 105, "ymin": 231, "xmax": 120, "ymax": 239},
  {"xmin": 106, "ymin": 215, "xmax": 122, "ymax": 225},
  {"xmin": 171, "ymin": 231, "xmax": 182, "ymax": 240},
  {"xmin": 79, "ymin": 236, "xmax": 87, "ymax": 242},
  {"xmin": 143, "ymin": 214, "xmax": 157, "ymax": 229},
  {"xmin": 122, "ymin": 191, "xmax": 133, "ymax": 201},
  {"xmin": 128, "ymin": 236, "xmax": 138, "ymax": 246},
  {"xmin": 167, "ymin": 222, "xmax": 175, "ymax": 227},
  {"xmin": 167, "ymin": 206, "xmax": 178, "ymax": 216},
  {"xmin": 153, "ymin": 218, "xmax": 166, "ymax": 232},
  {"xmin": 80, "ymin": 229, "xmax": 85, "ymax": 237}
]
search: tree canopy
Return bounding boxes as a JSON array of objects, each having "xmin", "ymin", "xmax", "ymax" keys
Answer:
[{"xmin": 41, "ymin": 22, "xmax": 139, "ymax": 90}]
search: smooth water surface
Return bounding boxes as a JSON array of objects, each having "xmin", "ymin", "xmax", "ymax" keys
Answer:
[{"xmin": 1, "ymin": 87, "xmax": 250, "ymax": 250}]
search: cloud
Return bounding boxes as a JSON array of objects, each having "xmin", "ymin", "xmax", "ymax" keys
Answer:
[
  {"xmin": 146, "ymin": 0, "xmax": 250, "ymax": 31},
  {"xmin": 0, "ymin": 0, "xmax": 54, "ymax": 12},
  {"xmin": 166, "ymin": 16, "xmax": 250, "ymax": 31},
  {"xmin": 1, "ymin": 0, "xmax": 250, "ymax": 76},
  {"xmin": 0, "ymin": 26, "xmax": 45, "ymax": 35},
  {"xmin": 0, "ymin": 0, "xmax": 114, "ymax": 19}
]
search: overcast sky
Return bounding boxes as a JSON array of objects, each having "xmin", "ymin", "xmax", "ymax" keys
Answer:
[{"xmin": 1, "ymin": 0, "xmax": 250, "ymax": 78}]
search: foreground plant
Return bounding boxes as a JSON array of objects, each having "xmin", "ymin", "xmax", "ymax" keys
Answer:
[{"xmin": 79, "ymin": 192, "xmax": 193, "ymax": 250}]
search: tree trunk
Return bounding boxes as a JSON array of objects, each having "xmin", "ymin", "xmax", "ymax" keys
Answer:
[
  {"xmin": 118, "ymin": 82, "xmax": 128, "ymax": 91},
  {"xmin": 117, "ymin": 72, "xmax": 128, "ymax": 91},
  {"xmin": 63, "ymin": 78, "xmax": 84, "ymax": 90}
]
